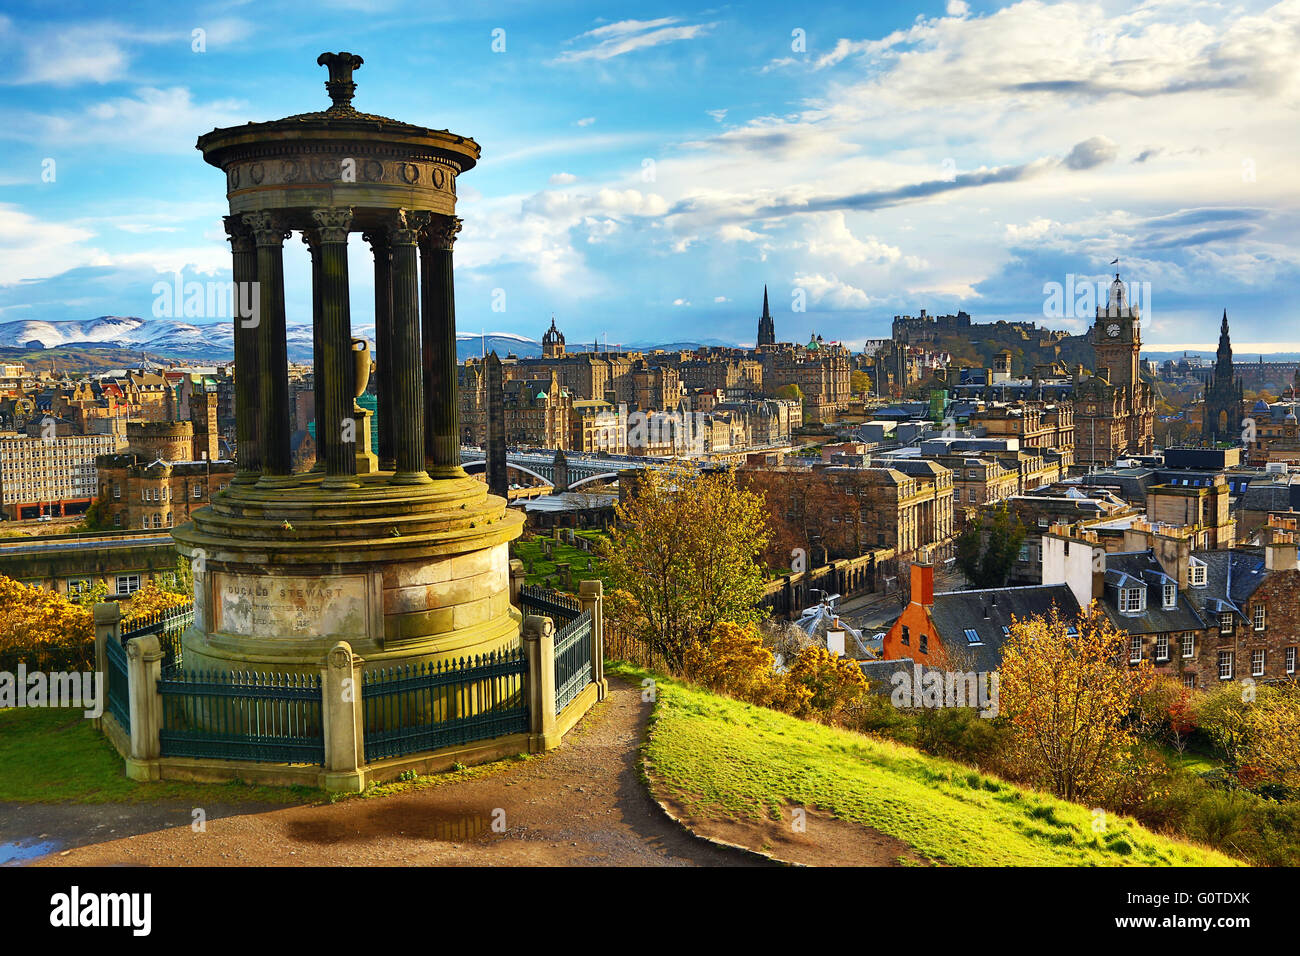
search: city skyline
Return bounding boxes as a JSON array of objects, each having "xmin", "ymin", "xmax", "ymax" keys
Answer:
[{"xmin": 0, "ymin": 0, "xmax": 1297, "ymax": 350}]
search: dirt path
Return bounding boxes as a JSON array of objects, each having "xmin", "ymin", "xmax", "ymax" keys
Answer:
[{"xmin": 31, "ymin": 678, "xmax": 764, "ymax": 867}]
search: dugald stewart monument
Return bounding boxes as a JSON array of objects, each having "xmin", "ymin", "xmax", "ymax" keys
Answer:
[{"xmin": 175, "ymin": 53, "xmax": 523, "ymax": 675}]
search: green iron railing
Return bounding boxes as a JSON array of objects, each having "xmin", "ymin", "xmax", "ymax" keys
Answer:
[
  {"xmin": 554, "ymin": 609, "xmax": 593, "ymax": 715},
  {"xmin": 104, "ymin": 632, "xmax": 130, "ymax": 734},
  {"xmin": 158, "ymin": 669, "xmax": 324, "ymax": 765},
  {"xmin": 122, "ymin": 603, "xmax": 194, "ymax": 674},
  {"xmin": 361, "ymin": 648, "xmax": 529, "ymax": 763},
  {"xmin": 520, "ymin": 584, "xmax": 581, "ymax": 628}
]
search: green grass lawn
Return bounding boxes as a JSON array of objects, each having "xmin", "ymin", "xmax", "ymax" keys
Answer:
[
  {"xmin": 610, "ymin": 663, "xmax": 1240, "ymax": 867},
  {"xmin": 512, "ymin": 530, "xmax": 611, "ymax": 592},
  {"xmin": 0, "ymin": 708, "xmax": 320, "ymax": 805}
]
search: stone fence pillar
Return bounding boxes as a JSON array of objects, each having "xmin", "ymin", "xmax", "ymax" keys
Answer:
[
  {"xmin": 92, "ymin": 602, "xmax": 122, "ymax": 731},
  {"xmin": 509, "ymin": 558, "xmax": 525, "ymax": 608},
  {"xmin": 523, "ymin": 614, "xmax": 557, "ymax": 752},
  {"xmin": 124, "ymin": 634, "xmax": 163, "ymax": 781},
  {"xmin": 578, "ymin": 579, "xmax": 607, "ymax": 701},
  {"xmin": 322, "ymin": 641, "xmax": 365, "ymax": 793}
]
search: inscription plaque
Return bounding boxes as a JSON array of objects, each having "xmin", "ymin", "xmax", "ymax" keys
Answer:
[{"xmin": 215, "ymin": 572, "xmax": 369, "ymax": 639}]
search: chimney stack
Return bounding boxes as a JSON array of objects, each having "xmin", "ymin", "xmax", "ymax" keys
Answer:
[{"xmin": 910, "ymin": 548, "xmax": 934, "ymax": 608}]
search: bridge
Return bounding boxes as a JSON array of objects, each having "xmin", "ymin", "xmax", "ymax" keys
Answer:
[{"xmin": 458, "ymin": 448, "xmax": 694, "ymax": 493}]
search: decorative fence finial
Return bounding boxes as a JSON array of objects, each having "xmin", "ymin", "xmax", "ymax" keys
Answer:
[{"xmin": 316, "ymin": 52, "xmax": 364, "ymax": 112}]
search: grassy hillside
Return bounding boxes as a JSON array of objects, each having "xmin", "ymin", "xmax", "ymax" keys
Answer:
[{"xmin": 612, "ymin": 663, "xmax": 1239, "ymax": 867}]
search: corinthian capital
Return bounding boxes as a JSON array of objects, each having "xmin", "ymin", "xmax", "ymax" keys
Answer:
[
  {"xmin": 388, "ymin": 209, "xmax": 431, "ymax": 246},
  {"xmin": 242, "ymin": 210, "xmax": 291, "ymax": 247},
  {"xmin": 223, "ymin": 215, "xmax": 255, "ymax": 254},
  {"xmin": 310, "ymin": 206, "xmax": 353, "ymax": 243},
  {"xmin": 423, "ymin": 215, "xmax": 462, "ymax": 251}
]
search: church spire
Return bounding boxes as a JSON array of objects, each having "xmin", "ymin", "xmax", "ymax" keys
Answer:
[{"xmin": 757, "ymin": 284, "xmax": 776, "ymax": 347}]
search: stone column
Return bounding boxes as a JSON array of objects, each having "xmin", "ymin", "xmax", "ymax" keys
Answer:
[
  {"xmin": 302, "ymin": 229, "xmax": 325, "ymax": 473},
  {"xmin": 312, "ymin": 207, "xmax": 359, "ymax": 489},
  {"xmin": 124, "ymin": 634, "xmax": 163, "ymax": 781},
  {"xmin": 363, "ymin": 230, "xmax": 395, "ymax": 470},
  {"xmin": 420, "ymin": 216, "xmax": 465, "ymax": 478},
  {"xmin": 522, "ymin": 614, "xmax": 557, "ymax": 752},
  {"xmin": 92, "ymin": 601, "xmax": 121, "ymax": 731},
  {"xmin": 388, "ymin": 209, "xmax": 432, "ymax": 484},
  {"xmin": 244, "ymin": 210, "xmax": 294, "ymax": 487},
  {"xmin": 321, "ymin": 641, "xmax": 365, "ymax": 792},
  {"xmin": 224, "ymin": 216, "xmax": 261, "ymax": 484},
  {"xmin": 579, "ymin": 579, "xmax": 607, "ymax": 701}
]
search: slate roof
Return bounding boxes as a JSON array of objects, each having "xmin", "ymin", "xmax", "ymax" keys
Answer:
[
  {"xmin": 1238, "ymin": 480, "xmax": 1300, "ymax": 514},
  {"xmin": 1190, "ymin": 548, "xmax": 1268, "ymax": 614},
  {"xmin": 929, "ymin": 584, "xmax": 1081, "ymax": 671},
  {"xmin": 1097, "ymin": 551, "xmax": 1208, "ymax": 635}
]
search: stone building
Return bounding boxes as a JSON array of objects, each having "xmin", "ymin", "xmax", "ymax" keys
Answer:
[
  {"xmin": 94, "ymin": 389, "xmax": 234, "ymax": 530},
  {"xmin": 826, "ymin": 462, "xmax": 955, "ymax": 559},
  {"xmin": 503, "ymin": 371, "xmax": 571, "ymax": 448},
  {"xmin": 1073, "ymin": 273, "xmax": 1156, "ymax": 465}
]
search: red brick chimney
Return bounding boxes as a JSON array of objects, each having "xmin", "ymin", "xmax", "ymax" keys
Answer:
[{"xmin": 911, "ymin": 548, "xmax": 934, "ymax": 608}]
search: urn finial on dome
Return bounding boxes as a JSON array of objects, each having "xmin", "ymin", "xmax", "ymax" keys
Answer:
[{"xmin": 317, "ymin": 52, "xmax": 364, "ymax": 112}]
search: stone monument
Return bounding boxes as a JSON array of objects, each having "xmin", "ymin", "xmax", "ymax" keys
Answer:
[{"xmin": 175, "ymin": 53, "xmax": 523, "ymax": 675}]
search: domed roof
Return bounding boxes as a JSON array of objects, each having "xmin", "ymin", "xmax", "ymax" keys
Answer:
[
  {"xmin": 806, "ymin": 334, "xmax": 820, "ymax": 351},
  {"xmin": 1253, "ymin": 399, "xmax": 1270, "ymax": 413},
  {"xmin": 1287, "ymin": 408, "xmax": 1297, "ymax": 422}
]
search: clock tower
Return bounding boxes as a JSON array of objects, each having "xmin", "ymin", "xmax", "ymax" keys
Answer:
[{"xmin": 1093, "ymin": 272, "xmax": 1140, "ymax": 389}]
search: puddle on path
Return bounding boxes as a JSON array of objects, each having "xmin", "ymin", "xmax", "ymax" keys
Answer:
[{"xmin": 0, "ymin": 839, "xmax": 60, "ymax": 865}]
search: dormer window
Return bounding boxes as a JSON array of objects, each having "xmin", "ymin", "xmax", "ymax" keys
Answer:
[
  {"xmin": 1120, "ymin": 587, "xmax": 1146, "ymax": 614},
  {"xmin": 1190, "ymin": 560, "xmax": 1207, "ymax": 587},
  {"xmin": 1163, "ymin": 583, "xmax": 1176, "ymax": 609}
]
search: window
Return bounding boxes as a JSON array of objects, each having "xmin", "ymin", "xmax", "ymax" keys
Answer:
[
  {"xmin": 964, "ymin": 628, "xmax": 982, "ymax": 645},
  {"xmin": 1190, "ymin": 563, "xmax": 1207, "ymax": 587},
  {"xmin": 67, "ymin": 578, "xmax": 91, "ymax": 598},
  {"xmin": 1219, "ymin": 612, "xmax": 1234, "ymax": 635},
  {"xmin": 1155, "ymin": 634, "xmax": 1169, "ymax": 662},
  {"xmin": 1218, "ymin": 651, "xmax": 1234, "ymax": 681},
  {"xmin": 1253, "ymin": 605, "xmax": 1266, "ymax": 631},
  {"xmin": 1120, "ymin": 587, "xmax": 1145, "ymax": 613},
  {"xmin": 901, "ymin": 625, "xmax": 909, "ymax": 646},
  {"xmin": 1252, "ymin": 649, "xmax": 1265, "ymax": 677},
  {"xmin": 1163, "ymin": 583, "xmax": 1176, "ymax": 609},
  {"xmin": 1130, "ymin": 635, "xmax": 1142, "ymax": 663},
  {"xmin": 1182, "ymin": 632, "xmax": 1195, "ymax": 659},
  {"xmin": 1183, "ymin": 675, "xmax": 1196, "ymax": 689},
  {"xmin": 116, "ymin": 574, "xmax": 140, "ymax": 596},
  {"xmin": 1018, "ymin": 544, "xmax": 1030, "ymax": 562},
  {"xmin": 112, "ymin": 483, "xmax": 120, "ymax": 499},
  {"xmin": 1287, "ymin": 647, "xmax": 1297, "ymax": 675},
  {"xmin": 919, "ymin": 634, "xmax": 928, "ymax": 654},
  {"xmin": 1002, "ymin": 625, "xmax": 1010, "ymax": 638}
]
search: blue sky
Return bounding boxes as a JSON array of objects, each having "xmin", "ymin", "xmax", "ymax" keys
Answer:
[{"xmin": 0, "ymin": 0, "xmax": 1297, "ymax": 353}]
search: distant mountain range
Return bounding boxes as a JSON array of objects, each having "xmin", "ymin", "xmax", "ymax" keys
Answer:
[{"xmin": 0, "ymin": 317, "xmax": 719, "ymax": 365}]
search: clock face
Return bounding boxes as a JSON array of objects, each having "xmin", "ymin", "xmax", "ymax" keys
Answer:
[{"xmin": 1106, "ymin": 323, "xmax": 1121, "ymax": 337}]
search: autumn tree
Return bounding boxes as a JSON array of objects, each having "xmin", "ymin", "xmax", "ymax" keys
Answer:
[
  {"xmin": 0, "ymin": 575, "xmax": 93, "ymax": 671},
  {"xmin": 601, "ymin": 464, "xmax": 769, "ymax": 670},
  {"xmin": 739, "ymin": 469, "xmax": 860, "ymax": 568},
  {"xmin": 955, "ymin": 503, "xmax": 1025, "ymax": 588},
  {"xmin": 999, "ymin": 603, "xmax": 1155, "ymax": 802},
  {"xmin": 1238, "ymin": 681, "xmax": 1300, "ymax": 787}
]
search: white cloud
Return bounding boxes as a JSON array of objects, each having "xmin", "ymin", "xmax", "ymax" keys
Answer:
[
  {"xmin": 672, "ymin": 298, "xmax": 691, "ymax": 306},
  {"xmin": 714, "ymin": 296, "xmax": 729, "ymax": 303},
  {"xmin": 946, "ymin": 0, "xmax": 969, "ymax": 16},
  {"xmin": 549, "ymin": 172, "xmax": 578, "ymax": 185},
  {"xmin": 576, "ymin": 117, "xmax": 596, "ymax": 127},
  {"xmin": 556, "ymin": 17, "xmax": 716, "ymax": 63},
  {"xmin": 792, "ymin": 273, "xmax": 872, "ymax": 310}
]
